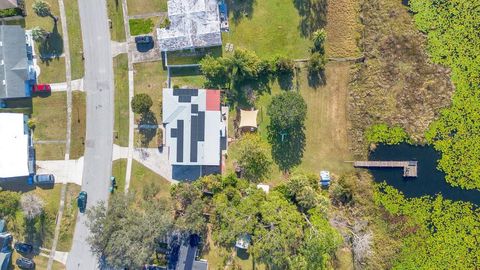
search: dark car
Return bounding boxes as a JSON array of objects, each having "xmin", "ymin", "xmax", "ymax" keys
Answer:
[
  {"xmin": 16, "ymin": 257, "xmax": 35, "ymax": 269},
  {"xmin": 33, "ymin": 174, "xmax": 55, "ymax": 185},
  {"xmin": 77, "ymin": 191, "xmax": 88, "ymax": 213},
  {"xmin": 32, "ymin": 84, "xmax": 51, "ymax": 94},
  {"xmin": 14, "ymin": 242, "xmax": 33, "ymax": 254},
  {"xmin": 135, "ymin": 35, "xmax": 153, "ymax": 44},
  {"xmin": 143, "ymin": 265, "xmax": 164, "ymax": 270}
]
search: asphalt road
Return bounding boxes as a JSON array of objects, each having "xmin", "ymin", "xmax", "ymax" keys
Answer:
[{"xmin": 67, "ymin": 0, "xmax": 115, "ymax": 269}]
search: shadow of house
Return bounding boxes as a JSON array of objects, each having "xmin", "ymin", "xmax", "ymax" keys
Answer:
[
  {"xmin": 225, "ymin": 0, "xmax": 255, "ymax": 24},
  {"xmin": 138, "ymin": 110, "xmax": 158, "ymax": 147}
]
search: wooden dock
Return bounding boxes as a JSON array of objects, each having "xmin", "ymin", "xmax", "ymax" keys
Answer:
[{"xmin": 353, "ymin": 161, "xmax": 418, "ymax": 177}]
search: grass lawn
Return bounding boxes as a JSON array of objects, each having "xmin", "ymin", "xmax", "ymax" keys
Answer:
[
  {"xmin": 24, "ymin": 0, "xmax": 62, "ymax": 31},
  {"xmin": 166, "ymin": 47, "xmax": 222, "ymax": 66},
  {"xmin": 107, "ymin": 0, "xmax": 126, "ymax": 41},
  {"xmin": 127, "ymin": 0, "xmax": 167, "ymax": 15},
  {"xmin": 130, "ymin": 160, "xmax": 171, "ymax": 202},
  {"xmin": 169, "ymin": 66, "xmax": 206, "ymax": 88},
  {"xmin": 129, "ymin": 18, "xmax": 154, "ymax": 36},
  {"xmin": 134, "ymin": 129, "xmax": 162, "ymax": 148},
  {"xmin": 32, "ymin": 93, "xmax": 67, "ymax": 141},
  {"xmin": 112, "ymin": 159, "xmax": 127, "ymax": 192},
  {"xmin": 114, "ymin": 54, "xmax": 129, "ymax": 146},
  {"xmin": 70, "ymin": 91, "xmax": 86, "ymax": 159},
  {"xmin": 35, "ymin": 143, "xmax": 66, "ymax": 160},
  {"xmin": 37, "ymin": 58, "xmax": 67, "ymax": 84},
  {"xmin": 57, "ymin": 184, "xmax": 81, "ymax": 252},
  {"xmin": 133, "ymin": 61, "xmax": 166, "ymax": 123},
  {"xmin": 223, "ymin": 0, "xmax": 311, "ymax": 59},
  {"xmin": 64, "ymin": 0, "xmax": 85, "ymax": 80},
  {"xmin": 325, "ymin": 0, "xmax": 361, "ymax": 57}
]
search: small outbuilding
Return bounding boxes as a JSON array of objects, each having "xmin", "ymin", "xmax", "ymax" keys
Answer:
[
  {"xmin": 256, "ymin": 183, "xmax": 270, "ymax": 194},
  {"xmin": 320, "ymin": 170, "xmax": 331, "ymax": 187},
  {"xmin": 235, "ymin": 234, "xmax": 251, "ymax": 250},
  {"xmin": 239, "ymin": 109, "xmax": 258, "ymax": 132}
]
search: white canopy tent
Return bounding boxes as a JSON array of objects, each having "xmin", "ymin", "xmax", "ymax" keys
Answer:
[{"xmin": 239, "ymin": 109, "xmax": 258, "ymax": 130}]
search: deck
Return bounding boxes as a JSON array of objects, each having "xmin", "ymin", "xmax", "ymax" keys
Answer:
[{"xmin": 353, "ymin": 161, "xmax": 418, "ymax": 177}]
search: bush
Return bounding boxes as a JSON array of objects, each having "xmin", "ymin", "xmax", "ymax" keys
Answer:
[
  {"xmin": 308, "ymin": 52, "xmax": 326, "ymax": 72},
  {"xmin": 274, "ymin": 57, "xmax": 294, "ymax": 75},
  {"xmin": 131, "ymin": 93, "xmax": 153, "ymax": 115},
  {"xmin": 0, "ymin": 8, "xmax": 22, "ymax": 18},
  {"xmin": 365, "ymin": 123, "xmax": 409, "ymax": 145}
]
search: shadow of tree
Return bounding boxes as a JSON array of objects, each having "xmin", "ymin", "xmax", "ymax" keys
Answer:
[
  {"xmin": 293, "ymin": 0, "xmax": 328, "ymax": 37},
  {"xmin": 269, "ymin": 128, "xmax": 306, "ymax": 171},
  {"xmin": 38, "ymin": 22, "xmax": 64, "ymax": 62},
  {"xmin": 24, "ymin": 211, "xmax": 55, "ymax": 249},
  {"xmin": 277, "ymin": 72, "xmax": 294, "ymax": 90},
  {"xmin": 226, "ymin": 0, "xmax": 256, "ymax": 24},
  {"xmin": 307, "ymin": 69, "xmax": 326, "ymax": 88},
  {"xmin": 138, "ymin": 110, "xmax": 158, "ymax": 147}
]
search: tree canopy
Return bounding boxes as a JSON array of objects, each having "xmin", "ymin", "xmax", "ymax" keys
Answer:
[
  {"xmin": 131, "ymin": 93, "xmax": 153, "ymax": 115},
  {"xmin": 267, "ymin": 91, "xmax": 307, "ymax": 171},
  {"xmin": 0, "ymin": 190, "xmax": 20, "ymax": 219},
  {"xmin": 235, "ymin": 133, "xmax": 272, "ymax": 182},
  {"xmin": 32, "ymin": 0, "xmax": 56, "ymax": 21}
]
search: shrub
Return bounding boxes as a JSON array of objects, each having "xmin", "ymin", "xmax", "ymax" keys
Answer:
[
  {"xmin": 365, "ymin": 123, "xmax": 409, "ymax": 145},
  {"xmin": 131, "ymin": 93, "xmax": 153, "ymax": 114}
]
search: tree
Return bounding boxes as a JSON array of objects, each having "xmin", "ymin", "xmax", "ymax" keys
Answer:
[
  {"xmin": 308, "ymin": 52, "xmax": 326, "ymax": 72},
  {"xmin": 86, "ymin": 193, "xmax": 173, "ymax": 268},
  {"xmin": 131, "ymin": 93, "xmax": 153, "ymax": 115},
  {"xmin": 235, "ymin": 133, "xmax": 272, "ymax": 182},
  {"xmin": 170, "ymin": 183, "xmax": 208, "ymax": 237},
  {"xmin": 274, "ymin": 56, "xmax": 295, "ymax": 75},
  {"xmin": 0, "ymin": 191, "xmax": 20, "ymax": 219},
  {"xmin": 31, "ymin": 26, "xmax": 49, "ymax": 42},
  {"xmin": 32, "ymin": 0, "xmax": 57, "ymax": 22},
  {"xmin": 267, "ymin": 91, "xmax": 307, "ymax": 171},
  {"xmin": 21, "ymin": 194, "xmax": 44, "ymax": 220},
  {"xmin": 311, "ymin": 28, "xmax": 326, "ymax": 55},
  {"xmin": 200, "ymin": 55, "xmax": 230, "ymax": 88}
]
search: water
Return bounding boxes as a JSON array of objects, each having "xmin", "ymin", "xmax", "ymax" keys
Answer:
[{"xmin": 368, "ymin": 143, "xmax": 480, "ymax": 206}]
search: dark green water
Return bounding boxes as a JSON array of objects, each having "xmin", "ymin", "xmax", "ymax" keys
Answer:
[{"xmin": 368, "ymin": 144, "xmax": 480, "ymax": 206}]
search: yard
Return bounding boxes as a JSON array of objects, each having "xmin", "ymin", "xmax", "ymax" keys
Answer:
[
  {"xmin": 36, "ymin": 58, "xmax": 66, "ymax": 84},
  {"xmin": 112, "ymin": 159, "xmax": 127, "ymax": 192},
  {"xmin": 32, "ymin": 93, "xmax": 67, "ymax": 141},
  {"xmin": 35, "ymin": 143, "xmax": 66, "ymax": 160},
  {"xmin": 129, "ymin": 17, "xmax": 156, "ymax": 36},
  {"xmin": 57, "ymin": 184, "xmax": 81, "ymax": 252},
  {"xmin": 70, "ymin": 92, "xmax": 86, "ymax": 159},
  {"xmin": 64, "ymin": 0, "xmax": 85, "ymax": 80},
  {"xmin": 169, "ymin": 66, "xmax": 206, "ymax": 89},
  {"xmin": 222, "ymin": 0, "xmax": 311, "ymax": 59},
  {"xmin": 114, "ymin": 54, "xmax": 129, "ymax": 147},
  {"xmin": 133, "ymin": 61, "xmax": 167, "ymax": 123},
  {"xmin": 130, "ymin": 160, "xmax": 172, "ymax": 203},
  {"xmin": 126, "ymin": 0, "xmax": 167, "ymax": 15},
  {"xmin": 11, "ymin": 252, "xmax": 65, "ymax": 270},
  {"xmin": 166, "ymin": 47, "xmax": 222, "ymax": 66},
  {"xmin": 107, "ymin": 0, "xmax": 126, "ymax": 41}
]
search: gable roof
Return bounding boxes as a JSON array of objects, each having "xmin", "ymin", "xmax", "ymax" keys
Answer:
[
  {"xmin": 0, "ymin": 25, "xmax": 28, "ymax": 99},
  {"xmin": 157, "ymin": 0, "xmax": 222, "ymax": 51},
  {"xmin": 0, "ymin": 0, "xmax": 18, "ymax": 10}
]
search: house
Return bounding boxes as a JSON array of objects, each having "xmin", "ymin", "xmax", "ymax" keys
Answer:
[
  {"xmin": 157, "ymin": 0, "xmax": 222, "ymax": 52},
  {"xmin": 174, "ymin": 239, "xmax": 208, "ymax": 270},
  {"xmin": 163, "ymin": 88, "xmax": 227, "ymax": 181},
  {"xmin": 0, "ymin": 25, "xmax": 35, "ymax": 108},
  {"xmin": 0, "ymin": 232, "xmax": 12, "ymax": 270},
  {"xmin": 0, "ymin": 0, "xmax": 18, "ymax": 10},
  {"xmin": 0, "ymin": 113, "xmax": 35, "ymax": 181}
]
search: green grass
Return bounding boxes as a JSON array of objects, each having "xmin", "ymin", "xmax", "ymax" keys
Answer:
[
  {"xmin": 169, "ymin": 66, "xmax": 206, "ymax": 89},
  {"xmin": 130, "ymin": 160, "xmax": 171, "ymax": 202},
  {"xmin": 107, "ymin": 0, "xmax": 126, "ymax": 41},
  {"xmin": 223, "ymin": 0, "xmax": 311, "ymax": 59},
  {"xmin": 166, "ymin": 47, "xmax": 222, "ymax": 66},
  {"xmin": 24, "ymin": 0, "xmax": 62, "ymax": 31},
  {"xmin": 70, "ymin": 91, "xmax": 86, "ymax": 159},
  {"xmin": 35, "ymin": 143, "xmax": 66, "ymax": 160},
  {"xmin": 11, "ymin": 253, "xmax": 65, "ymax": 270},
  {"xmin": 32, "ymin": 93, "xmax": 67, "ymax": 141},
  {"xmin": 57, "ymin": 183, "xmax": 81, "ymax": 252},
  {"xmin": 37, "ymin": 57, "xmax": 67, "ymax": 83},
  {"xmin": 129, "ymin": 18, "xmax": 154, "ymax": 35},
  {"xmin": 133, "ymin": 61, "xmax": 166, "ymax": 122},
  {"xmin": 112, "ymin": 159, "xmax": 127, "ymax": 192},
  {"xmin": 113, "ymin": 54, "xmax": 129, "ymax": 146},
  {"xmin": 127, "ymin": 0, "xmax": 167, "ymax": 15},
  {"xmin": 64, "ymin": 0, "xmax": 85, "ymax": 80}
]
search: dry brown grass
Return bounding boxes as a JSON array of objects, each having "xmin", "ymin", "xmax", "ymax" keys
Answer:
[
  {"xmin": 325, "ymin": 0, "xmax": 362, "ymax": 57},
  {"xmin": 348, "ymin": 0, "xmax": 454, "ymax": 157}
]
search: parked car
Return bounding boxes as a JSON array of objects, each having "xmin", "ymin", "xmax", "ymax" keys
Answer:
[
  {"xmin": 14, "ymin": 242, "xmax": 33, "ymax": 254},
  {"xmin": 143, "ymin": 265, "xmax": 164, "ymax": 270},
  {"xmin": 135, "ymin": 35, "xmax": 153, "ymax": 44},
  {"xmin": 32, "ymin": 84, "xmax": 51, "ymax": 93},
  {"xmin": 109, "ymin": 176, "xmax": 116, "ymax": 193},
  {"xmin": 33, "ymin": 174, "xmax": 55, "ymax": 185},
  {"xmin": 16, "ymin": 257, "xmax": 35, "ymax": 269},
  {"xmin": 77, "ymin": 191, "xmax": 88, "ymax": 213}
]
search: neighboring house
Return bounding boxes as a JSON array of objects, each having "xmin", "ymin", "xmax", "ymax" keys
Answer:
[
  {"xmin": 0, "ymin": 113, "xmax": 35, "ymax": 181},
  {"xmin": 157, "ymin": 0, "xmax": 222, "ymax": 52},
  {"xmin": 163, "ymin": 88, "xmax": 227, "ymax": 180},
  {"xmin": 0, "ymin": 25, "xmax": 35, "ymax": 108},
  {"xmin": 0, "ymin": 0, "xmax": 18, "ymax": 10},
  {"xmin": 173, "ymin": 235, "xmax": 208, "ymax": 270},
  {"xmin": 0, "ymin": 232, "xmax": 12, "ymax": 270}
]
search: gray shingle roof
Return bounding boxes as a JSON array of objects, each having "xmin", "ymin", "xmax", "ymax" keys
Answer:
[{"xmin": 0, "ymin": 25, "xmax": 28, "ymax": 99}]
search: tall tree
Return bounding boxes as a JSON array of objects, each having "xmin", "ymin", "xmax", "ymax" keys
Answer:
[
  {"xmin": 131, "ymin": 93, "xmax": 153, "ymax": 115},
  {"xmin": 0, "ymin": 191, "xmax": 20, "ymax": 219},
  {"xmin": 31, "ymin": 26, "xmax": 49, "ymax": 42},
  {"xmin": 32, "ymin": 0, "xmax": 57, "ymax": 22},
  {"xmin": 235, "ymin": 133, "xmax": 272, "ymax": 182}
]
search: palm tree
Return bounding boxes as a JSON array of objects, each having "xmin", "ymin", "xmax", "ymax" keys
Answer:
[
  {"xmin": 32, "ymin": 0, "xmax": 57, "ymax": 22},
  {"xmin": 311, "ymin": 28, "xmax": 326, "ymax": 54},
  {"xmin": 31, "ymin": 26, "xmax": 49, "ymax": 42}
]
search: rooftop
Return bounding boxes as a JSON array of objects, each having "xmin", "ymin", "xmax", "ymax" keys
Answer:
[
  {"xmin": 0, "ymin": 25, "xmax": 29, "ymax": 99},
  {"xmin": 0, "ymin": 0, "xmax": 17, "ymax": 10},
  {"xmin": 0, "ymin": 113, "xmax": 30, "ymax": 178},
  {"xmin": 163, "ymin": 88, "xmax": 226, "ymax": 167},
  {"xmin": 157, "ymin": 0, "xmax": 222, "ymax": 51}
]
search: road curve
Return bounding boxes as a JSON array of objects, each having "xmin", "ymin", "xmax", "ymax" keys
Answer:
[{"xmin": 67, "ymin": 0, "xmax": 115, "ymax": 269}]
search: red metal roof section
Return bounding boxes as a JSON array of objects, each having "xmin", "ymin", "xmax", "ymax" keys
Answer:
[{"xmin": 206, "ymin": 89, "xmax": 220, "ymax": 111}]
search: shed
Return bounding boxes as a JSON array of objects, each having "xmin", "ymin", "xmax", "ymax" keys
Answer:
[
  {"xmin": 320, "ymin": 171, "xmax": 330, "ymax": 187},
  {"xmin": 239, "ymin": 109, "xmax": 258, "ymax": 131},
  {"xmin": 256, "ymin": 184, "xmax": 270, "ymax": 194},
  {"xmin": 235, "ymin": 234, "xmax": 251, "ymax": 250}
]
